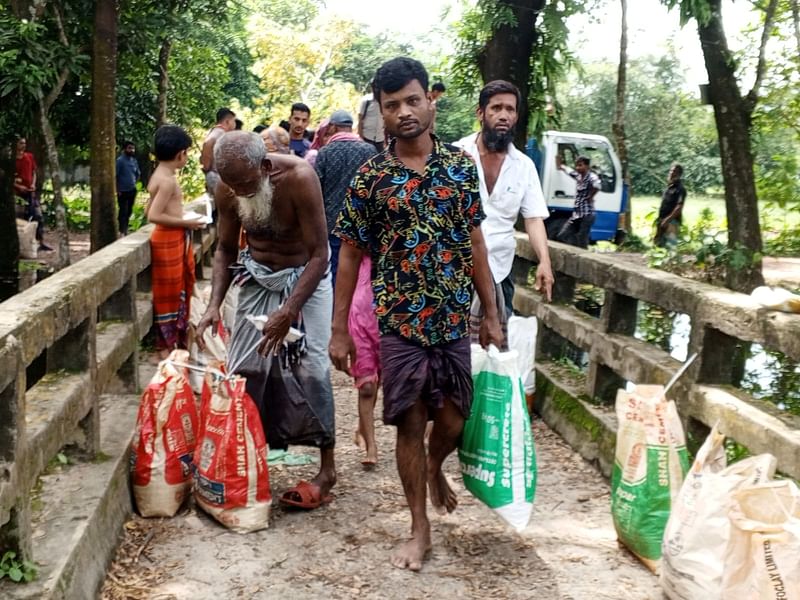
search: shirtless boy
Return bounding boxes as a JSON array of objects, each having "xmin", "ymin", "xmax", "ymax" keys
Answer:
[
  {"xmin": 201, "ymin": 108, "xmax": 236, "ymax": 201},
  {"xmin": 147, "ymin": 125, "xmax": 206, "ymax": 357}
]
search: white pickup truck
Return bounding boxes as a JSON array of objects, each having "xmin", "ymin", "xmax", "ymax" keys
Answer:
[{"xmin": 526, "ymin": 131, "xmax": 628, "ymax": 244}]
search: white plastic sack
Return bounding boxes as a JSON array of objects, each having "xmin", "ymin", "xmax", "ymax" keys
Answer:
[
  {"xmin": 661, "ymin": 425, "xmax": 777, "ymax": 599},
  {"xmin": 188, "ymin": 287, "xmax": 227, "ymax": 393},
  {"xmin": 459, "ymin": 344, "xmax": 536, "ymax": 532},
  {"xmin": 721, "ymin": 480, "xmax": 800, "ymax": 599},
  {"xmin": 16, "ymin": 219, "xmax": 37, "ymax": 259},
  {"xmin": 506, "ymin": 315, "xmax": 537, "ymax": 395},
  {"xmin": 751, "ymin": 286, "xmax": 800, "ymax": 314}
]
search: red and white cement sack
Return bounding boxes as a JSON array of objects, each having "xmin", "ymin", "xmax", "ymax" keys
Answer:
[
  {"xmin": 131, "ymin": 350, "xmax": 199, "ymax": 517},
  {"xmin": 194, "ymin": 374, "xmax": 271, "ymax": 533}
]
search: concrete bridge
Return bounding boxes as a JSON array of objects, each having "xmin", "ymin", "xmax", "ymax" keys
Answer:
[{"xmin": 0, "ymin": 214, "xmax": 798, "ymax": 599}]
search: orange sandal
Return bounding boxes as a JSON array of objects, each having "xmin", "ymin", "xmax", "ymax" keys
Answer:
[{"xmin": 279, "ymin": 480, "xmax": 333, "ymax": 510}]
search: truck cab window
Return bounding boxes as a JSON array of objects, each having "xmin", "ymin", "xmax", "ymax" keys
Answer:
[{"xmin": 577, "ymin": 143, "xmax": 616, "ymax": 193}]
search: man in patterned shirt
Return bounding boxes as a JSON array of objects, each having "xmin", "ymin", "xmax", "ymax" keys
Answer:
[
  {"xmin": 555, "ymin": 155, "xmax": 601, "ymax": 248},
  {"xmin": 330, "ymin": 57, "xmax": 503, "ymax": 571}
]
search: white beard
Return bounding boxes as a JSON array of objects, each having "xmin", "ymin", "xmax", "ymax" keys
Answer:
[{"xmin": 236, "ymin": 178, "xmax": 274, "ymax": 230}]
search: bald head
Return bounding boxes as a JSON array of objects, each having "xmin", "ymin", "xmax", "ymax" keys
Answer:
[
  {"xmin": 261, "ymin": 125, "xmax": 290, "ymax": 154},
  {"xmin": 214, "ymin": 131, "xmax": 267, "ymax": 190}
]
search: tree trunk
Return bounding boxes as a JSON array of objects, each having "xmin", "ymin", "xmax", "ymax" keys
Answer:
[
  {"xmin": 696, "ymin": 0, "xmax": 764, "ymax": 292},
  {"xmin": 0, "ymin": 142, "xmax": 20, "ymax": 301},
  {"xmin": 38, "ymin": 98, "xmax": 71, "ymax": 269},
  {"xmin": 90, "ymin": 0, "xmax": 119, "ymax": 252},
  {"xmin": 792, "ymin": 0, "xmax": 800, "ymax": 58},
  {"xmin": 476, "ymin": 0, "xmax": 546, "ymax": 150},
  {"xmin": 612, "ymin": 0, "xmax": 631, "ymax": 233},
  {"xmin": 156, "ymin": 37, "xmax": 172, "ymax": 128}
]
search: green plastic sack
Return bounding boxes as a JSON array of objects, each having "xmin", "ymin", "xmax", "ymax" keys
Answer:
[
  {"xmin": 459, "ymin": 344, "xmax": 536, "ymax": 532},
  {"xmin": 611, "ymin": 384, "xmax": 690, "ymax": 572}
]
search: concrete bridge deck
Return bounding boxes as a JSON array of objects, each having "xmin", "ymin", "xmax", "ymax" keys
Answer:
[
  {"xmin": 99, "ymin": 365, "xmax": 658, "ymax": 600},
  {"xmin": 4, "ymin": 221, "xmax": 798, "ymax": 599}
]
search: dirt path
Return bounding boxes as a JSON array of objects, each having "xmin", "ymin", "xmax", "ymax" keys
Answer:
[{"xmin": 101, "ymin": 369, "xmax": 658, "ymax": 600}]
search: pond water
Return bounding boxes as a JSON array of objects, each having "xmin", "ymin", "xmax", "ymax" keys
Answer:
[
  {"xmin": 741, "ymin": 344, "xmax": 800, "ymax": 415},
  {"xmin": 17, "ymin": 262, "xmax": 53, "ymax": 292},
  {"xmin": 633, "ymin": 302, "xmax": 800, "ymax": 416},
  {"xmin": 634, "ymin": 303, "xmax": 690, "ymax": 362},
  {"xmin": 552, "ymin": 289, "xmax": 800, "ymax": 416}
]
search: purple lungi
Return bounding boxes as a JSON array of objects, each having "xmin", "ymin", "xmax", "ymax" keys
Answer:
[{"xmin": 379, "ymin": 334, "xmax": 472, "ymax": 426}]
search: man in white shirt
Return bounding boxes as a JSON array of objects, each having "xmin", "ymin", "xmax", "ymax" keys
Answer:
[
  {"xmin": 357, "ymin": 83, "xmax": 385, "ymax": 152},
  {"xmin": 456, "ymin": 80, "xmax": 554, "ymax": 326}
]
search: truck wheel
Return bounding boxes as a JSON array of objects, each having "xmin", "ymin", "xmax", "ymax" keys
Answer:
[{"xmin": 614, "ymin": 229, "xmax": 627, "ymax": 246}]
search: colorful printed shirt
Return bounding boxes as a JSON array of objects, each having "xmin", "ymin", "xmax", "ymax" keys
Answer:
[{"xmin": 335, "ymin": 136, "xmax": 484, "ymax": 347}]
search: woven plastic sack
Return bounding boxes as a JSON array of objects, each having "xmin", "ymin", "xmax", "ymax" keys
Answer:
[
  {"xmin": 611, "ymin": 384, "xmax": 690, "ymax": 572},
  {"xmin": 131, "ymin": 350, "xmax": 199, "ymax": 517},
  {"xmin": 661, "ymin": 425, "xmax": 777, "ymax": 599},
  {"xmin": 721, "ymin": 480, "xmax": 800, "ymax": 599},
  {"xmin": 188, "ymin": 287, "xmax": 228, "ymax": 394},
  {"xmin": 194, "ymin": 373, "xmax": 271, "ymax": 533},
  {"xmin": 506, "ymin": 315, "xmax": 537, "ymax": 396},
  {"xmin": 459, "ymin": 344, "xmax": 536, "ymax": 531},
  {"xmin": 16, "ymin": 219, "xmax": 37, "ymax": 260}
]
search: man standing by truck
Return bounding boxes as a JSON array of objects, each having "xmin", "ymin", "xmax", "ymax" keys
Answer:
[
  {"xmin": 456, "ymin": 80, "xmax": 553, "ymax": 319},
  {"xmin": 654, "ymin": 163, "xmax": 686, "ymax": 248},
  {"xmin": 555, "ymin": 155, "xmax": 600, "ymax": 249}
]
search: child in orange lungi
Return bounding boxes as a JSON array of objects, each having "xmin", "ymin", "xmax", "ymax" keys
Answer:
[{"xmin": 146, "ymin": 125, "xmax": 206, "ymax": 357}]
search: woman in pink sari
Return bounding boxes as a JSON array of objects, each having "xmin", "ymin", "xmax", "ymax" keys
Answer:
[{"xmin": 304, "ymin": 118, "xmax": 332, "ymax": 167}]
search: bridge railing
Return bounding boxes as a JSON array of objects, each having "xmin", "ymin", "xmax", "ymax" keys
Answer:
[
  {"xmin": 0, "ymin": 205, "xmax": 215, "ymax": 557},
  {"xmin": 511, "ymin": 233, "xmax": 800, "ymax": 479}
]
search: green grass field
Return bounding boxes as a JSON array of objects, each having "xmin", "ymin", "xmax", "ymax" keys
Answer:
[{"xmin": 629, "ymin": 195, "xmax": 800, "ymax": 241}]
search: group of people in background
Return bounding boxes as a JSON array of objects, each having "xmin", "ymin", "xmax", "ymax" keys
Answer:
[{"xmin": 187, "ymin": 57, "xmax": 552, "ymax": 572}]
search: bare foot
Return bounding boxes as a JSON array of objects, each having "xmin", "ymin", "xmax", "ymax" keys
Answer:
[
  {"xmin": 361, "ymin": 448, "xmax": 378, "ymax": 469},
  {"xmin": 310, "ymin": 449, "xmax": 337, "ymax": 498},
  {"xmin": 353, "ymin": 429, "xmax": 366, "ymax": 451},
  {"xmin": 390, "ymin": 533, "xmax": 431, "ymax": 572},
  {"xmin": 427, "ymin": 467, "xmax": 457, "ymax": 515}
]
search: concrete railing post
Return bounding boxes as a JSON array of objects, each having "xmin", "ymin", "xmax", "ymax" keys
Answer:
[
  {"xmin": 99, "ymin": 278, "xmax": 140, "ymax": 393},
  {"xmin": 536, "ymin": 271, "xmax": 576, "ymax": 363},
  {"xmin": 49, "ymin": 317, "xmax": 100, "ymax": 456},
  {"xmin": 0, "ymin": 338, "xmax": 31, "ymax": 558},
  {"xmin": 586, "ymin": 292, "xmax": 637, "ymax": 404},
  {"xmin": 602, "ymin": 292, "xmax": 638, "ymax": 335},
  {"xmin": 695, "ymin": 326, "xmax": 748, "ymax": 386}
]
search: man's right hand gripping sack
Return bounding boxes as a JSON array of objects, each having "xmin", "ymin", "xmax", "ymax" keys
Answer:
[{"xmin": 193, "ymin": 373, "xmax": 272, "ymax": 533}]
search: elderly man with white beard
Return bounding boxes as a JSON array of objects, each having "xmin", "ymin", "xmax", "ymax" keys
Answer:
[{"xmin": 197, "ymin": 130, "xmax": 337, "ymax": 509}]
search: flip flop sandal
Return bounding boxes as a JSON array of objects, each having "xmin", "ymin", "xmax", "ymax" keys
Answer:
[{"xmin": 279, "ymin": 480, "xmax": 333, "ymax": 510}]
